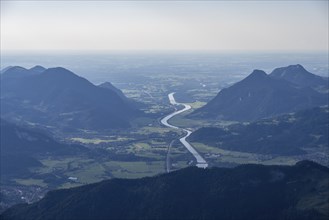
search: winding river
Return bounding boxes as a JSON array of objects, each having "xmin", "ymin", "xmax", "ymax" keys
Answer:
[{"xmin": 160, "ymin": 92, "xmax": 208, "ymax": 170}]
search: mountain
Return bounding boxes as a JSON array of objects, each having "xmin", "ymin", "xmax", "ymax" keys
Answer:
[
  {"xmin": 29, "ymin": 65, "xmax": 47, "ymax": 73},
  {"xmin": 189, "ymin": 106, "xmax": 329, "ymax": 156},
  {"xmin": 0, "ymin": 66, "xmax": 43, "ymax": 79},
  {"xmin": 2, "ymin": 161, "xmax": 328, "ymax": 220},
  {"xmin": 270, "ymin": 64, "xmax": 328, "ymax": 90},
  {"xmin": 0, "ymin": 119, "xmax": 87, "ymax": 178},
  {"xmin": 0, "ymin": 66, "xmax": 13, "ymax": 74},
  {"xmin": 191, "ymin": 69, "xmax": 328, "ymax": 121},
  {"xmin": 0, "ymin": 119, "xmax": 89, "ymax": 213},
  {"xmin": 98, "ymin": 81, "xmax": 144, "ymax": 108},
  {"xmin": 98, "ymin": 82, "xmax": 126, "ymax": 100},
  {"xmin": 0, "ymin": 66, "xmax": 142, "ymax": 131}
]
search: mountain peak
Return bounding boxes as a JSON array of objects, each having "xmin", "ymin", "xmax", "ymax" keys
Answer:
[
  {"xmin": 1, "ymin": 66, "xmax": 29, "ymax": 79},
  {"xmin": 3, "ymin": 66, "xmax": 27, "ymax": 73},
  {"xmin": 269, "ymin": 64, "xmax": 326, "ymax": 88},
  {"xmin": 243, "ymin": 69, "xmax": 268, "ymax": 82},
  {"xmin": 250, "ymin": 69, "xmax": 267, "ymax": 77},
  {"xmin": 1, "ymin": 66, "xmax": 140, "ymax": 130},
  {"xmin": 191, "ymin": 65, "xmax": 327, "ymax": 121},
  {"xmin": 98, "ymin": 81, "xmax": 129, "ymax": 101},
  {"xmin": 286, "ymin": 64, "xmax": 307, "ymax": 72},
  {"xmin": 46, "ymin": 67, "xmax": 71, "ymax": 73},
  {"xmin": 270, "ymin": 64, "xmax": 309, "ymax": 78},
  {"xmin": 0, "ymin": 66, "xmax": 13, "ymax": 74},
  {"xmin": 30, "ymin": 65, "xmax": 46, "ymax": 73},
  {"xmin": 294, "ymin": 64, "xmax": 303, "ymax": 68},
  {"xmin": 99, "ymin": 82, "xmax": 114, "ymax": 88}
]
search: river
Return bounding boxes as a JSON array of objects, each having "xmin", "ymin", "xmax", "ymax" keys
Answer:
[{"xmin": 160, "ymin": 92, "xmax": 208, "ymax": 170}]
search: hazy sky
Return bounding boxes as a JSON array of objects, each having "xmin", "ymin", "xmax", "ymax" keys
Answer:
[{"xmin": 1, "ymin": 0, "xmax": 328, "ymax": 51}]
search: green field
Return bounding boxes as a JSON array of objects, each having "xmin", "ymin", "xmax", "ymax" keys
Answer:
[
  {"xmin": 191, "ymin": 142, "xmax": 298, "ymax": 166},
  {"xmin": 14, "ymin": 178, "xmax": 47, "ymax": 187},
  {"xmin": 70, "ymin": 137, "xmax": 132, "ymax": 144},
  {"xmin": 127, "ymin": 142, "xmax": 166, "ymax": 160},
  {"xmin": 104, "ymin": 161, "xmax": 165, "ymax": 179},
  {"xmin": 30, "ymin": 155, "xmax": 167, "ymax": 189},
  {"xmin": 186, "ymin": 101, "xmax": 207, "ymax": 109}
]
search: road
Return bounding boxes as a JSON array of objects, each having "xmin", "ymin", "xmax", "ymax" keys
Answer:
[{"xmin": 160, "ymin": 92, "xmax": 208, "ymax": 170}]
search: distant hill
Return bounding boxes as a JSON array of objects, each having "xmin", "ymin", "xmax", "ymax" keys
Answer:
[
  {"xmin": 0, "ymin": 66, "xmax": 13, "ymax": 74},
  {"xmin": 270, "ymin": 64, "xmax": 328, "ymax": 90},
  {"xmin": 0, "ymin": 66, "xmax": 43, "ymax": 79},
  {"xmin": 0, "ymin": 66, "xmax": 142, "ymax": 131},
  {"xmin": 189, "ymin": 106, "xmax": 329, "ymax": 156},
  {"xmin": 28, "ymin": 65, "xmax": 47, "ymax": 73},
  {"xmin": 98, "ymin": 82, "xmax": 126, "ymax": 100},
  {"xmin": 0, "ymin": 119, "xmax": 87, "ymax": 178},
  {"xmin": 191, "ymin": 68, "xmax": 328, "ymax": 121},
  {"xmin": 98, "ymin": 82, "xmax": 144, "ymax": 108},
  {"xmin": 2, "ymin": 161, "xmax": 328, "ymax": 220}
]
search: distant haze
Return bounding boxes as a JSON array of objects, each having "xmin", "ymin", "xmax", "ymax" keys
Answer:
[{"xmin": 1, "ymin": 1, "xmax": 328, "ymax": 52}]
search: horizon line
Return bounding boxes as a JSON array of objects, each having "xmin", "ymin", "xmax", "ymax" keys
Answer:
[{"xmin": 1, "ymin": 49, "xmax": 328, "ymax": 55}]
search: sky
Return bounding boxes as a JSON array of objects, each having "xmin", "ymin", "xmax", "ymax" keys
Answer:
[{"xmin": 0, "ymin": 0, "xmax": 328, "ymax": 52}]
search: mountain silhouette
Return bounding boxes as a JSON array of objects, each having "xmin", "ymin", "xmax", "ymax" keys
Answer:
[
  {"xmin": 270, "ymin": 64, "xmax": 328, "ymax": 89},
  {"xmin": 2, "ymin": 161, "xmax": 328, "ymax": 220},
  {"xmin": 1, "ymin": 66, "xmax": 142, "ymax": 131},
  {"xmin": 0, "ymin": 119, "xmax": 87, "ymax": 178},
  {"xmin": 191, "ymin": 68, "xmax": 328, "ymax": 121}
]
